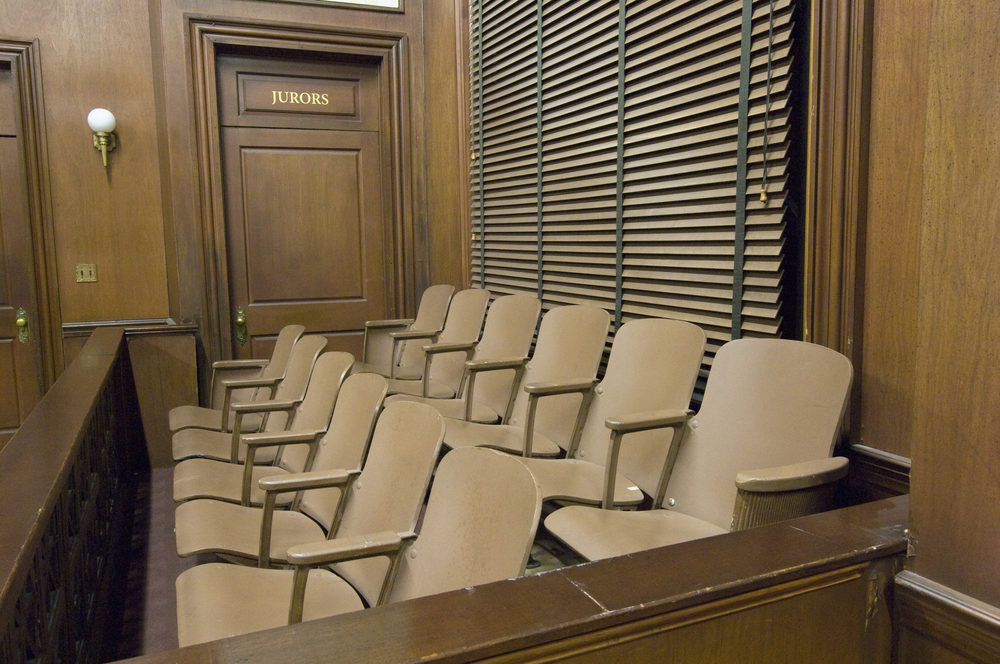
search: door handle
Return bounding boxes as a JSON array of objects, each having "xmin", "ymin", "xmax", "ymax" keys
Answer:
[
  {"xmin": 15, "ymin": 307, "xmax": 29, "ymax": 344},
  {"xmin": 234, "ymin": 307, "xmax": 247, "ymax": 346}
]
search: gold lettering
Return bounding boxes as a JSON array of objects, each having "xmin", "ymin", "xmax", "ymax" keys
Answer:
[
  {"xmin": 321, "ymin": 93, "xmax": 329, "ymax": 105},
  {"xmin": 311, "ymin": 92, "xmax": 321, "ymax": 105},
  {"xmin": 269, "ymin": 90, "xmax": 331, "ymax": 106},
  {"xmin": 272, "ymin": 90, "xmax": 278, "ymax": 105},
  {"xmin": 291, "ymin": 92, "xmax": 301, "ymax": 104},
  {"xmin": 278, "ymin": 91, "xmax": 289, "ymax": 103}
]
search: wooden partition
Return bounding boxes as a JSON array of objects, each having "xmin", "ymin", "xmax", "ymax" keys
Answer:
[
  {"xmin": 0, "ymin": 327, "xmax": 144, "ymax": 662},
  {"xmin": 119, "ymin": 497, "xmax": 908, "ymax": 663}
]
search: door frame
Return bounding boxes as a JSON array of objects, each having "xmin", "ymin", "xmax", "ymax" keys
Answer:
[
  {"xmin": 0, "ymin": 39, "xmax": 58, "ymax": 388},
  {"xmin": 188, "ymin": 17, "xmax": 414, "ymax": 362}
]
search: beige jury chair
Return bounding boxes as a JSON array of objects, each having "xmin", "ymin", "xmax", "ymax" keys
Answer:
[
  {"xmin": 174, "ymin": 400, "xmax": 445, "ymax": 569},
  {"xmin": 354, "ymin": 283, "xmax": 455, "ymax": 379},
  {"xmin": 175, "ymin": 446, "xmax": 541, "ymax": 646},
  {"xmin": 441, "ymin": 304, "xmax": 610, "ymax": 458},
  {"xmin": 545, "ymin": 338, "xmax": 853, "ymax": 561},
  {"xmin": 172, "ymin": 361, "xmax": 382, "ymax": 507},
  {"xmin": 171, "ymin": 335, "xmax": 327, "ymax": 464},
  {"xmin": 168, "ymin": 324, "xmax": 304, "ymax": 434},
  {"xmin": 519, "ymin": 317, "xmax": 705, "ymax": 508},
  {"xmin": 385, "ymin": 293, "xmax": 541, "ymax": 423},
  {"xmin": 384, "ymin": 287, "xmax": 490, "ymax": 395}
]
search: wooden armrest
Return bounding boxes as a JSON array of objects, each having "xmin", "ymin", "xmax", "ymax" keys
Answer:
[
  {"xmin": 364, "ymin": 318, "xmax": 414, "ymax": 329},
  {"xmin": 258, "ymin": 469, "xmax": 352, "ymax": 493},
  {"xmin": 230, "ymin": 399, "xmax": 298, "ymax": 414},
  {"xmin": 523, "ymin": 378, "xmax": 598, "ymax": 396},
  {"xmin": 736, "ymin": 456, "xmax": 849, "ymax": 493},
  {"xmin": 286, "ymin": 531, "xmax": 404, "ymax": 566},
  {"xmin": 605, "ymin": 408, "xmax": 693, "ymax": 433},
  {"xmin": 423, "ymin": 340, "xmax": 477, "ymax": 354},
  {"xmin": 389, "ymin": 328, "xmax": 440, "ymax": 340}
]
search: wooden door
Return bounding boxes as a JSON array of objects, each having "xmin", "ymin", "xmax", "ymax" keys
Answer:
[
  {"xmin": 216, "ymin": 52, "xmax": 390, "ymax": 358},
  {"xmin": 0, "ymin": 59, "xmax": 43, "ymax": 449}
]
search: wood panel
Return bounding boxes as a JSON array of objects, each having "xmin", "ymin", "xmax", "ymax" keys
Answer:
[
  {"xmin": 857, "ymin": 0, "xmax": 931, "ymax": 459},
  {"xmin": 908, "ymin": 0, "xmax": 1000, "ymax": 608}
]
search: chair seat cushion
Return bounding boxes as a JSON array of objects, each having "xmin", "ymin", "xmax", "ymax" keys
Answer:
[
  {"xmin": 385, "ymin": 377, "xmax": 455, "ymax": 400},
  {"xmin": 520, "ymin": 457, "xmax": 644, "ymax": 506},
  {"xmin": 168, "ymin": 404, "xmax": 262, "ymax": 433},
  {"xmin": 544, "ymin": 505, "xmax": 727, "ymax": 561},
  {"xmin": 176, "ymin": 563, "xmax": 363, "ymax": 647},
  {"xmin": 443, "ymin": 419, "xmax": 562, "ymax": 458},
  {"xmin": 384, "ymin": 394, "xmax": 500, "ymax": 424},
  {"xmin": 173, "ymin": 457, "xmax": 295, "ymax": 506},
  {"xmin": 171, "ymin": 428, "xmax": 278, "ymax": 464}
]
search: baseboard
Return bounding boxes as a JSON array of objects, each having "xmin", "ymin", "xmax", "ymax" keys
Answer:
[{"xmin": 895, "ymin": 570, "xmax": 1000, "ymax": 663}]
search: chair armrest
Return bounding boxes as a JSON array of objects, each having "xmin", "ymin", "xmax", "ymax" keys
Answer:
[
  {"xmin": 242, "ymin": 430, "xmax": 324, "ymax": 448},
  {"xmin": 258, "ymin": 469, "xmax": 353, "ymax": 493},
  {"xmin": 605, "ymin": 408, "xmax": 693, "ymax": 433},
  {"xmin": 735, "ymin": 456, "xmax": 849, "ymax": 493},
  {"xmin": 231, "ymin": 399, "xmax": 299, "ymax": 414},
  {"xmin": 423, "ymin": 340, "xmax": 477, "ymax": 354},
  {"xmin": 731, "ymin": 457, "xmax": 850, "ymax": 531},
  {"xmin": 364, "ymin": 318, "xmax": 414, "ymax": 329},
  {"xmin": 221, "ymin": 376, "xmax": 281, "ymax": 390},
  {"xmin": 212, "ymin": 359, "xmax": 269, "ymax": 371},
  {"xmin": 465, "ymin": 357, "xmax": 527, "ymax": 373},
  {"xmin": 389, "ymin": 328, "xmax": 440, "ymax": 340},
  {"xmin": 523, "ymin": 378, "xmax": 598, "ymax": 397},
  {"xmin": 287, "ymin": 531, "xmax": 405, "ymax": 566}
]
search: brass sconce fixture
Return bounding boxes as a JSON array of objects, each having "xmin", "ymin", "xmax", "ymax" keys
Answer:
[{"xmin": 87, "ymin": 108, "xmax": 117, "ymax": 167}]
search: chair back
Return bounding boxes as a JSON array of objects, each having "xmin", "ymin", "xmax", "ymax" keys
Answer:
[
  {"xmin": 328, "ymin": 401, "xmax": 445, "ymax": 606},
  {"xmin": 573, "ymin": 318, "xmax": 705, "ymax": 495},
  {"xmin": 466, "ymin": 294, "xmax": 541, "ymax": 419},
  {"xmin": 395, "ymin": 284, "xmax": 456, "ymax": 373},
  {"xmin": 508, "ymin": 305, "xmax": 610, "ymax": 451},
  {"xmin": 274, "ymin": 351, "xmax": 354, "ymax": 474},
  {"xmin": 663, "ymin": 338, "xmax": 853, "ymax": 530},
  {"xmin": 260, "ymin": 335, "xmax": 327, "ymax": 433},
  {"xmin": 213, "ymin": 323, "xmax": 304, "ymax": 409},
  {"xmin": 424, "ymin": 288, "xmax": 491, "ymax": 393},
  {"xmin": 297, "ymin": 372, "xmax": 389, "ymax": 525},
  {"xmin": 387, "ymin": 447, "xmax": 541, "ymax": 604}
]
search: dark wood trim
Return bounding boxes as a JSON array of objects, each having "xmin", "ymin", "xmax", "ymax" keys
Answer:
[
  {"xmin": 843, "ymin": 443, "xmax": 910, "ymax": 504},
  {"xmin": 186, "ymin": 16, "xmax": 416, "ymax": 366},
  {"xmin": 895, "ymin": 571, "xmax": 1000, "ymax": 664},
  {"xmin": 117, "ymin": 496, "xmax": 908, "ymax": 663},
  {"xmin": 0, "ymin": 39, "xmax": 60, "ymax": 384}
]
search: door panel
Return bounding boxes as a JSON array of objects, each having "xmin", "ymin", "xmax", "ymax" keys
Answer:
[
  {"xmin": 0, "ymin": 60, "xmax": 43, "ymax": 449},
  {"xmin": 222, "ymin": 127, "xmax": 386, "ymax": 356},
  {"xmin": 217, "ymin": 52, "xmax": 390, "ymax": 360}
]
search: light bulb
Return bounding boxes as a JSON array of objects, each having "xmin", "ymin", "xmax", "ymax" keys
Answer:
[{"xmin": 87, "ymin": 108, "xmax": 116, "ymax": 133}]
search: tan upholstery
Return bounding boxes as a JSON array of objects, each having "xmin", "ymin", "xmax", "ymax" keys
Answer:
[
  {"xmin": 175, "ymin": 447, "xmax": 541, "ymax": 647},
  {"xmin": 385, "ymin": 293, "xmax": 541, "ymax": 423},
  {"xmin": 174, "ymin": 400, "xmax": 444, "ymax": 570},
  {"xmin": 168, "ymin": 324, "xmax": 304, "ymax": 433},
  {"xmin": 173, "ymin": 367, "xmax": 384, "ymax": 506},
  {"xmin": 520, "ymin": 318, "xmax": 705, "ymax": 508},
  {"xmin": 442, "ymin": 304, "xmax": 610, "ymax": 457},
  {"xmin": 171, "ymin": 335, "xmax": 327, "ymax": 464},
  {"xmin": 385, "ymin": 288, "xmax": 491, "ymax": 398},
  {"xmin": 354, "ymin": 284, "xmax": 455, "ymax": 379},
  {"xmin": 545, "ymin": 338, "xmax": 853, "ymax": 561}
]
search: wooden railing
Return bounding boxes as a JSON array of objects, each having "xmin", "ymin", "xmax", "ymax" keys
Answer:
[{"xmin": 0, "ymin": 327, "xmax": 144, "ymax": 663}]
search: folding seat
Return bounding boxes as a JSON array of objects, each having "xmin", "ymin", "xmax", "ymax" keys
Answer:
[
  {"xmin": 174, "ymin": 400, "xmax": 445, "ymax": 568},
  {"xmin": 517, "ymin": 317, "xmax": 705, "ymax": 508},
  {"xmin": 353, "ymin": 283, "xmax": 455, "ymax": 379},
  {"xmin": 383, "ymin": 287, "xmax": 490, "ymax": 392},
  {"xmin": 168, "ymin": 324, "xmax": 304, "ymax": 433},
  {"xmin": 385, "ymin": 293, "xmax": 540, "ymax": 423},
  {"xmin": 441, "ymin": 304, "xmax": 610, "ymax": 457},
  {"xmin": 175, "ymin": 446, "xmax": 541, "ymax": 646},
  {"xmin": 173, "ymin": 366, "xmax": 385, "ymax": 507},
  {"xmin": 171, "ymin": 335, "xmax": 326, "ymax": 464},
  {"xmin": 545, "ymin": 338, "xmax": 853, "ymax": 561}
]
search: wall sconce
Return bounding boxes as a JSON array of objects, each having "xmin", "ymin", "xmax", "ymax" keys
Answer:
[{"xmin": 87, "ymin": 108, "xmax": 117, "ymax": 167}]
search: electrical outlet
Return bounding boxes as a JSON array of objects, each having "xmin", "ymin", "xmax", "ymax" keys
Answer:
[{"xmin": 75, "ymin": 263, "xmax": 97, "ymax": 283}]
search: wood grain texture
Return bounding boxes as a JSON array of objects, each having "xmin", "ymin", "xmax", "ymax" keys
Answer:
[
  {"xmin": 857, "ymin": 0, "xmax": 931, "ymax": 459},
  {"xmin": 908, "ymin": 0, "xmax": 1000, "ymax": 608}
]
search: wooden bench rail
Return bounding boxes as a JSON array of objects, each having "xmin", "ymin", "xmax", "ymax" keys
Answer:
[
  {"xmin": 119, "ymin": 496, "xmax": 908, "ymax": 663},
  {"xmin": 0, "ymin": 327, "xmax": 144, "ymax": 663}
]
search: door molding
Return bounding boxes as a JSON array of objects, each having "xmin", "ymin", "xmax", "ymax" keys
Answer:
[
  {"xmin": 0, "ymin": 39, "xmax": 58, "ymax": 385},
  {"xmin": 187, "ymin": 17, "xmax": 413, "ymax": 361}
]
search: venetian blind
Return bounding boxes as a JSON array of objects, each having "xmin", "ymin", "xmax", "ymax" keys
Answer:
[{"xmin": 471, "ymin": 0, "xmax": 801, "ymax": 376}]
